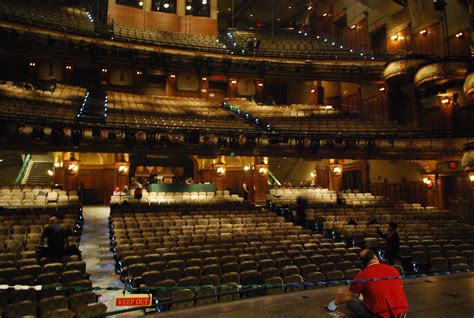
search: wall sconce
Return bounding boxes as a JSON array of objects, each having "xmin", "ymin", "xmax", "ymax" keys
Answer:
[
  {"xmin": 350, "ymin": 24, "xmax": 356, "ymax": 30},
  {"xmin": 390, "ymin": 34, "xmax": 399, "ymax": 41},
  {"xmin": 200, "ymin": 88, "xmax": 207, "ymax": 93},
  {"xmin": 201, "ymin": 77, "xmax": 207, "ymax": 81},
  {"xmin": 65, "ymin": 65, "xmax": 73, "ymax": 70},
  {"xmin": 379, "ymin": 86, "xmax": 386, "ymax": 93},
  {"xmin": 257, "ymin": 83, "xmax": 264, "ymax": 87},
  {"xmin": 136, "ymin": 71, "xmax": 142, "ymax": 75},
  {"xmin": 422, "ymin": 177, "xmax": 433, "ymax": 189},
  {"xmin": 244, "ymin": 165, "xmax": 250, "ymax": 171},
  {"xmin": 310, "ymin": 171, "xmax": 317, "ymax": 178},
  {"xmin": 216, "ymin": 167, "xmax": 226, "ymax": 176},
  {"xmin": 67, "ymin": 163, "xmax": 79, "ymax": 175},
  {"xmin": 53, "ymin": 161, "xmax": 63, "ymax": 168},
  {"xmin": 258, "ymin": 167, "xmax": 268, "ymax": 176},
  {"xmin": 438, "ymin": 95, "xmax": 452, "ymax": 108},
  {"xmin": 169, "ymin": 74, "xmax": 176, "ymax": 79},
  {"xmin": 138, "ymin": 0, "xmax": 144, "ymax": 7},
  {"xmin": 29, "ymin": 62, "xmax": 36, "ymax": 67},
  {"xmin": 322, "ymin": 12, "xmax": 328, "ymax": 17},
  {"xmin": 469, "ymin": 173, "xmax": 474, "ymax": 183},
  {"xmin": 231, "ymin": 79, "xmax": 237, "ymax": 85},
  {"xmin": 118, "ymin": 165, "xmax": 129, "ymax": 176},
  {"xmin": 332, "ymin": 166, "xmax": 342, "ymax": 176},
  {"xmin": 455, "ymin": 32, "xmax": 464, "ymax": 38},
  {"xmin": 419, "ymin": 29, "xmax": 428, "ymax": 36},
  {"xmin": 101, "ymin": 68, "xmax": 108, "ymax": 73},
  {"xmin": 47, "ymin": 169, "xmax": 54, "ymax": 176}
]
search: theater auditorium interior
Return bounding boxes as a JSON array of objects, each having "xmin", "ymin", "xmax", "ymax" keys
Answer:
[{"xmin": 0, "ymin": 0, "xmax": 473, "ymax": 317}]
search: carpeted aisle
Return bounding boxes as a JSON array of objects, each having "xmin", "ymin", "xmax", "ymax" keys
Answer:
[{"xmin": 81, "ymin": 206, "xmax": 143, "ymax": 316}]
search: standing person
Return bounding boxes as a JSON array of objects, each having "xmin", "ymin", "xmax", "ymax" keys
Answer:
[
  {"xmin": 377, "ymin": 222, "xmax": 400, "ymax": 265},
  {"xmin": 242, "ymin": 181, "xmax": 249, "ymax": 201},
  {"xmin": 40, "ymin": 216, "xmax": 72, "ymax": 258},
  {"xmin": 293, "ymin": 196, "xmax": 307, "ymax": 227},
  {"xmin": 326, "ymin": 249, "xmax": 408, "ymax": 318}
]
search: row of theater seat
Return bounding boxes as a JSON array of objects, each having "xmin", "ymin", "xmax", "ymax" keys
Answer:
[
  {"xmin": 226, "ymin": 99, "xmax": 410, "ymax": 133},
  {"xmin": 0, "ymin": 187, "xmax": 80, "ymax": 209},
  {"xmin": 268, "ymin": 187, "xmax": 338, "ymax": 205},
  {"xmin": 111, "ymin": 209, "xmax": 372, "ymax": 309},
  {"xmin": 111, "ymin": 189, "xmax": 245, "ymax": 206},
  {"xmin": 0, "ymin": 0, "xmax": 94, "ymax": 34},
  {"xmin": 0, "ymin": 208, "xmax": 105, "ymax": 317}
]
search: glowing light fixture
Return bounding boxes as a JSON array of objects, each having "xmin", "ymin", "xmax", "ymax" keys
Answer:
[
  {"xmin": 419, "ymin": 29, "xmax": 428, "ymax": 35},
  {"xmin": 390, "ymin": 34, "xmax": 399, "ymax": 41}
]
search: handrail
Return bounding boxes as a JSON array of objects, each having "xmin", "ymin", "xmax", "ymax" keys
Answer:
[
  {"xmin": 14, "ymin": 154, "xmax": 31, "ymax": 185},
  {"xmin": 268, "ymin": 170, "xmax": 281, "ymax": 186}
]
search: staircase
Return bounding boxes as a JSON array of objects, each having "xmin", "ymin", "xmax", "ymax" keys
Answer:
[
  {"xmin": 76, "ymin": 87, "xmax": 107, "ymax": 125},
  {"xmin": 23, "ymin": 161, "xmax": 53, "ymax": 185},
  {"xmin": 269, "ymin": 157, "xmax": 303, "ymax": 184}
]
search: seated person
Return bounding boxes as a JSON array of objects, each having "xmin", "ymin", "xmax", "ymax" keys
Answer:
[{"xmin": 40, "ymin": 216, "xmax": 73, "ymax": 258}]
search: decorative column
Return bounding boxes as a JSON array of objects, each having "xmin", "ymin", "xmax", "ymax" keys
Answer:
[
  {"xmin": 255, "ymin": 80, "xmax": 264, "ymax": 103},
  {"xmin": 176, "ymin": 0, "xmax": 185, "ymax": 17},
  {"xmin": 422, "ymin": 173, "xmax": 438, "ymax": 207},
  {"xmin": 200, "ymin": 76, "xmax": 209, "ymax": 99},
  {"xmin": 320, "ymin": 81, "xmax": 341, "ymax": 108},
  {"xmin": 63, "ymin": 152, "xmax": 80, "ymax": 193},
  {"xmin": 253, "ymin": 157, "xmax": 269, "ymax": 204},
  {"xmin": 227, "ymin": 78, "xmax": 238, "ymax": 98},
  {"xmin": 328, "ymin": 163, "xmax": 343, "ymax": 192},
  {"xmin": 166, "ymin": 73, "xmax": 177, "ymax": 96},
  {"xmin": 212, "ymin": 156, "xmax": 226, "ymax": 191},
  {"xmin": 114, "ymin": 154, "xmax": 130, "ymax": 190}
]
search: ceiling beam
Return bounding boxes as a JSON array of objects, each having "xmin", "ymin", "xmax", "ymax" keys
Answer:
[{"xmin": 234, "ymin": 0, "xmax": 256, "ymax": 20}]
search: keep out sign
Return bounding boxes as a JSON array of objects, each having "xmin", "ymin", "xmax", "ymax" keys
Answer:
[{"xmin": 115, "ymin": 294, "xmax": 153, "ymax": 307}]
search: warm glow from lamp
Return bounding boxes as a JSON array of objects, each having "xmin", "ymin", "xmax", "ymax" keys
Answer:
[
  {"xmin": 379, "ymin": 86, "xmax": 386, "ymax": 92},
  {"xmin": 231, "ymin": 79, "xmax": 237, "ymax": 84},
  {"xmin": 118, "ymin": 165, "xmax": 129, "ymax": 175},
  {"xmin": 310, "ymin": 88, "xmax": 316, "ymax": 93},
  {"xmin": 322, "ymin": 12, "xmax": 328, "ymax": 17},
  {"xmin": 67, "ymin": 163, "xmax": 79, "ymax": 175},
  {"xmin": 332, "ymin": 166, "xmax": 342, "ymax": 176},
  {"xmin": 244, "ymin": 165, "xmax": 250, "ymax": 171},
  {"xmin": 455, "ymin": 32, "xmax": 464, "ymax": 38},
  {"xmin": 47, "ymin": 169, "xmax": 54, "ymax": 176},
  {"xmin": 350, "ymin": 24, "xmax": 356, "ymax": 30},
  {"xmin": 257, "ymin": 83, "xmax": 263, "ymax": 87},
  {"xmin": 310, "ymin": 171, "xmax": 317, "ymax": 178},
  {"xmin": 419, "ymin": 29, "xmax": 428, "ymax": 35},
  {"xmin": 469, "ymin": 174, "xmax": 474, "ymax": 182},
  {"xmin": 423, "ymin": 177, "xmax": 433, "ymax": 188},
  {"xmin": 53, "ymin": 161, "xmax": 63, "ymax": 168},
  {"xmin": 216, "ymin": 167, "xmax": 225, "ymax": 176},
  {"xmin": 258, "ymin": 167, "xmax": 268, "ymax": 176},
  {"xmin": 390, "ymin": 34, "xmax": 399, "ymax": 41},
  {"xmin": 169, "ymin": 74, "xmax": 176, "ymax": 78}
]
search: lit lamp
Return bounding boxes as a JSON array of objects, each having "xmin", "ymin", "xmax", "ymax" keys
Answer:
[
  {"xmin": 438, "ymin": 94, "xmax": 452, "ymax": 109},
  {"xmin": 117, "ymin": 165, "xmax": 129, "ymax": 176},
  {"xmin": 422, "ymin": 177, "xmax": 433, "ymax": 189},
  {"xmin": 258, "ymin": 167, "xmax": 268, "ymax": 176},
  {"xmin": 332, "ymin": 166, "xmax": 342, "ymax": 176},
  {"xmin": 67, "ymin": 162, "xmax": 79, "ymax": 175},
  {"xmin": 469, "ymin": 172, "xmax": 474, "ymax": 183},
  {"xmin": 216, "ymin": 167, "xmax": 226, "ymax": 176},
  {"xmin": 310, "ymin": 171, "xmax": 317, "ymax": 178}
]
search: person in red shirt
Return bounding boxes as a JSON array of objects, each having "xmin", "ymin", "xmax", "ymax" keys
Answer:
[{"xmin": 327, "ymin": 249, "xmax": 408, "ymax": 318}]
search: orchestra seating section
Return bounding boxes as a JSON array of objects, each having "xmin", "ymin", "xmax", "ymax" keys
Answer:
[
  {"xmin": 0, "ymin": 0, "xmax": 94, "ymax": 35},
  {"xmin": 0, "ymin": 208, "xmax": 106, "ymax": 317},
  {"xmin": 110, "ymin": 208, "xmax": 364, "ymax": 309},
  {"xmin": 306, "ymin": 207, "xmax": 474, "ymax": 272},
  {"xmin": 106, "ymin": 92, "xmax": 256, "ymax": 131},
  {"xmin": 267, "ymin": 187, "xmax": 338, "ymax": 206},
  {"xmin": 0, "ymin": 187, "xmax": 80, "ymax": 209},
  {"xmin": 229, "ymin": 30, "xmax": 365, "ymax": 59},
  {"xmin": 340, "ymin": 190, "xmax": 386, "ymax": 207},
  {"xmin": 226, "ymin": 98, "xmax": 409, "ymax": 133},
  {"xmin": 110, "ymin": 189, "xmax": 244, "ymax": 206},
  {"xmin": 0, "ymin": 82, "xmax": 85, "ymax": 123},
  {"xmin": 113, "ymin": 25, "xmax": 225, "ymax": 52}
]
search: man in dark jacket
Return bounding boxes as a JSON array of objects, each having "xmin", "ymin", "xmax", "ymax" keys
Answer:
[
  {"xmin": 377, "ymin": 222, "xmax": 400, "ymax": 265},
  {"xmin": 40, "ymin": 216, "xmax": 72, "ymax": 258}
]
